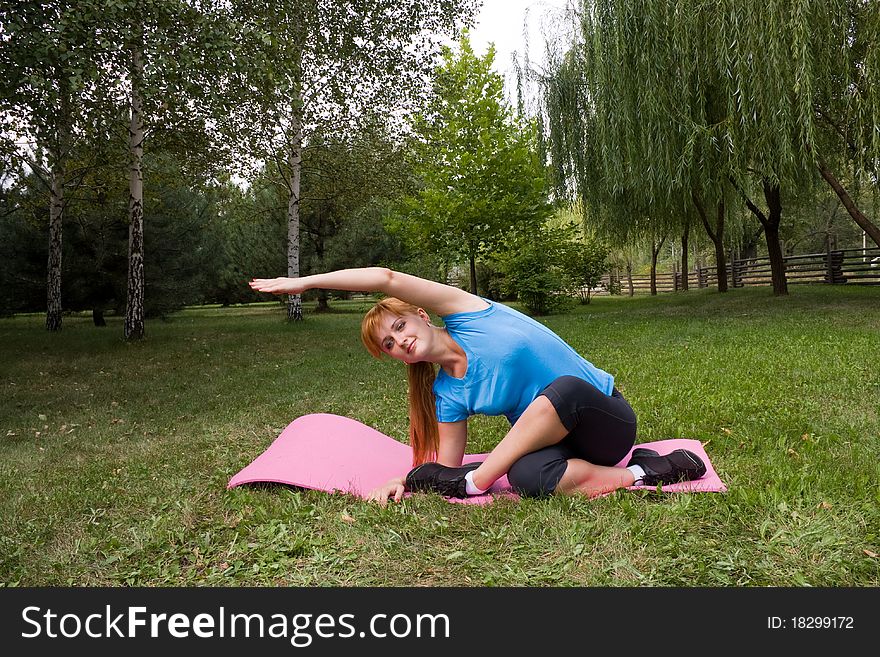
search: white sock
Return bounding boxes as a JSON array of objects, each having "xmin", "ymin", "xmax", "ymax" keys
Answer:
[
  {"xmin": 627, "ymin": 464, "xmax": 646, "ymax": 485},
  {"xmin": 464, "ymin": 470, "xmax": 489, "ymax": 495}
]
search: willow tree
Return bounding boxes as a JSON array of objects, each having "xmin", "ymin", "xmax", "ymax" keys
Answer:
[
  {"xmin": 811, "ymin": 0, "xmax": 880, "ymax": 248},
  {"xmin": 228, "ymin": 0, "xmax": 477, "ymax": 321},
  {"xmin": 541, "ymin": 10, "xmax": 706, "ymax": 291},
  {"xmin": 545, "ymin": 0, "xmax": 880, "ymax": 296}
]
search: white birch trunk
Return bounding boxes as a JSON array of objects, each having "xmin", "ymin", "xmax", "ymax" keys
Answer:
[
  {"xmin": 125, "ymin": 44, "xmax": 146, "ymax": 340},
  {"xmin": 46, "ymin": 80, "xmax": 70, "ymax": 333},
  {"xmin": 46, "ymin": 163, "xmax": 64, "ymax": 331},
  {"xmin": 286, "ymin": 103, "xmax": 303, "ymax": 321}
]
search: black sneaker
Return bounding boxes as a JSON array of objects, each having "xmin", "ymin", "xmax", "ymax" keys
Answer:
[
  {"xmin": 627, "ymin": 448, "xmax": 706, "ymax": 486},
  {"xmin": 405, "ymin": 461, "xmax": 483, "ymax": 498}
]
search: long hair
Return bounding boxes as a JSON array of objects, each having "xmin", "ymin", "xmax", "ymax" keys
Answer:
[{"xmin": 361, "ymin": 298, "xmax": 438, "ymax": 466}]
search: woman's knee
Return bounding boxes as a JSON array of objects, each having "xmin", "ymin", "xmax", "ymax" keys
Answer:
[{"xmin": 507, "ymin": 452, "xmax": 568, "ymax": 498}]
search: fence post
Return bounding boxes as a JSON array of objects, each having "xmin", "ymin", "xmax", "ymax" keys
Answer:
[
  {"xmin": 731, "ymin": 258, "xmax": 741, "ymax": 288},
  {"xmin": 825, "ymin": 250, "xmax": 846, "ymax": 284}
]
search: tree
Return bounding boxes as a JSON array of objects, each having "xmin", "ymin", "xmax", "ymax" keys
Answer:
[
  {"xmin": 0, "ymin": 168, "xmax": 47, "ymax": 316},
  {"xmin": 543, "ymin": 1, "xmax": 880, "ymax": 296},
  {"xmin": 399, "ymin": 35, "xmax": 552, "ymax": 294},
  {"xmin": 0, "ymin": 152, "xmax": 223, "ymax": 320},
  {"xmin": 550, "ymin": 204, "xmax": 609, "ymax": 303},
  {"xmin": 247, "ymin": 130, "xmax": 411, "ymax": 311},
  {"xmin": 226, "ymin": 0, "xmax": 478, "ymax": 321},
  {"xmin": 298, "ymin": 133, "xmax": 410, "ymax": 310},
  {"xmin": 202, "ymin": 179, "xmax": 287, "ymax": 307},
  {"xmin": 0, "ymin": 1, "xmax": 111, "ymax": 330},
  {"xmin": 492, "ymin": 225, "xmax": 571, "ymax": 316},
  {"xmin": 94, "ymin": 0, "xmax": 238, "ymax": 339},
  {"xmin": 561, "ymin": 230, "xmax": 608, "ymax": 304},
  {"xmin": 810, "ymin": 1, "xmax": 880, "ymax": 249}
]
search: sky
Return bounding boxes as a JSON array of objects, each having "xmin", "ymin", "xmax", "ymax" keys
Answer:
[
  {"xmin": 460, "ymin": 0, "xmax": 572, "ymax": 110},
  {"xmin": 466, "ymin": 0, "xmax": 571, "ymax": 90}
]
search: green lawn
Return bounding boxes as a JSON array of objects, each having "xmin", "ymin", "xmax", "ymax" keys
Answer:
[{"xmin": 1, "ymin": 286, "xmax": 878, "ymax": 586}]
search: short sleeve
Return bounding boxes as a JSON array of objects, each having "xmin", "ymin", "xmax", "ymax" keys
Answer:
[
  {"xmin": 440, "ymin": 300, "xmax": 495, "ymax": 330},
  {"xmin": 435, "ymin": 393, "xmax": 468, "ymax": 423}
]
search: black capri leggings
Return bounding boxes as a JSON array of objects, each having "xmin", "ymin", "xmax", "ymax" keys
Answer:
[{"xmin": 506, "ymin": 375, "xmax": 637, "ymax": 497}]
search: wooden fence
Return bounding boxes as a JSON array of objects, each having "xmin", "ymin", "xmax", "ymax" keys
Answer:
[{"xmin": 597, "ymin": 247, "xmax": 880, "ymax": 295}]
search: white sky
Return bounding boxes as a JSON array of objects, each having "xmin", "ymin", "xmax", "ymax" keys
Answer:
[
  {"xmin": 462, "ymin": 0, "xmax": 572, "ymax": 110},
  {"xmin": 467, "ymin": 0, "xmax": 571, "ymax": 84}
]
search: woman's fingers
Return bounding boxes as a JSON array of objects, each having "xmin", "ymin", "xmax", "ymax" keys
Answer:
[
  {"xmin": 366, "ymin": 484, "xmax": 404, "ymax": 506},
  {"xmin": 249, "ymin": 278, "xmax": 293, "ymax": 294}
]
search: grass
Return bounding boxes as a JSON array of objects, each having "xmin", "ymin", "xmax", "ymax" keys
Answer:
[{"xmin": 1, "ymin": 286, "xmax": 878, "ymax": 587}]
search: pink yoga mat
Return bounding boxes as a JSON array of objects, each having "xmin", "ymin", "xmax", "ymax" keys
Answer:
[{"xmin": 227, "ymin": 413, "xmax": 727, "ymax": 504}]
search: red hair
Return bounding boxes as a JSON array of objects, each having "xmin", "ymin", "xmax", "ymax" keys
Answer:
[{"xmin": 361, "ymin": 298, "xmax": 438, "ymax": 466}]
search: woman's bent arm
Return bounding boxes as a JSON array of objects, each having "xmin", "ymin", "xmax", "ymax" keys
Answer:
[
  {"xmin": 365, "ymin": 420, "xmax": 466, "ymax": 504},
  {"xmin": 250, "ymin": 267, "xmax": 487, "ymax": 316},
  {"xmin": 437, "ymin": 420, "xmax": 468, "ymax": 466}
]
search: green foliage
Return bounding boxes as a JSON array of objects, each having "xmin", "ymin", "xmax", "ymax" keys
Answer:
[
  {"xmin": 296, "ymin": 135, "xmax": 410, "ymax": 294},
  {"xmin": 0, "ymin": 155, "xmax": 225, "ymax": 318},
  {"xmin": 201, "ymin": 181, "xmax": 287, "ymax": 307},
  {"xmin": 542, "ymin": 0, "xmax": 880, "ymax": 265},
  {"xmin": 227, "ymin": 0, "xmax": 480, "ymax": 154},
  {"xmin": 0, "ymin": 170, "xmax": 45, "ymax": 317},
  {"xmin": 492, "ymin": 225, "xmax": 572, "ymax": 316},
  {"xmin": 561, "ymin": 232, "xmax": 610, "ymax": 304},
  {"xmin": 395, "ymin": 34, "xmax": 552, "ymax": 290}
]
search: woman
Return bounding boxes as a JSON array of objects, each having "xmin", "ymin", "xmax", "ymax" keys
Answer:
[{"xmin": 249, "ymin": 267, "xmax": 705, "ymax": 503}]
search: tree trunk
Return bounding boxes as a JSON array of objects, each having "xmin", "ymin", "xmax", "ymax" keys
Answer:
[
  {"xmin": 738, "ymin": 226, "xmax": 763, "ymax": 263},
  {"xmin": 286, "ymin": 101, "xmax": 304, "ymax": 321},
  {"xmin": 761, "ymin": 181, "xmax": 788, "ymax": 296},
  {"xmin": 817, "ymin": 158, "xmax": 880, "ymax": 248},
  {"xmin": 124, "ymin": 44, "xmax": 145, "ymax": 341},
  {"xmin": 693, "ymin": 192, "xmax": 728, "ymax": 292},
  {"xmin": 46, "ymin": 76, "xmax": 70, "ymax": 333},
  {"xmin": 468, "ymin": 248, "xmax": 477, "ymax": 295},
  {"xmin": 680, "ymin": 219, "xmax": 690, "ymax": 291},
  {"xmin": 46, "ymin": 163, "xmax": 64, "ymax": 332},
  {"xmin": 626, "ymin": 258, "xmax": 634, "ymax": 297},
  {"xmin": 650, "ymin": 236, "xmax": 665, "ymax": 295},
  {"xmin": 737, "ymin": 180, "xmax": 788, "ymax": 296},
  {"xmin": 316, "ymin": 289, "xmax": 330, "ymax": 312}
]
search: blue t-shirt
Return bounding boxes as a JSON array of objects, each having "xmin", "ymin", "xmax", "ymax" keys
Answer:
[{"xmin": 433, "ymin": 301, "xmax": 614, "ymax": 425}]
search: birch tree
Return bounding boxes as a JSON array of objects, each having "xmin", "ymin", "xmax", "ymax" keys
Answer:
[
  {"xmin": 96, "ymin": 0, "xmax": 237, "ymax": 340},
  {"xmin": 0, "ymin": 1, "xmax": 109, "ymax": 330},
  {"xmin": 227, "ymin": 0, "xmax": 477, "ymax": 321}
]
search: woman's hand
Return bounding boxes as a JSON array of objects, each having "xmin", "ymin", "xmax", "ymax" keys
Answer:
[
  {"xmin": 366, "ymin": 477, "xmax": 406, "ymax": 506},
  {"xmin": 249, "ymin": 277, "xmax": 308, "ymax": 295}
]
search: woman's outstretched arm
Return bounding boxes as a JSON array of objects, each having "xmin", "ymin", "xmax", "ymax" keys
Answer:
[{"xmin": 250, "ymin": 267, "xmax": 487, "ymax": 316}]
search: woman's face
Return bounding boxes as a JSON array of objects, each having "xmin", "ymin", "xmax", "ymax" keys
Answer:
[{"xmin": 376, "ymin": 309, "xmax": 433, "ymax": 364}]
